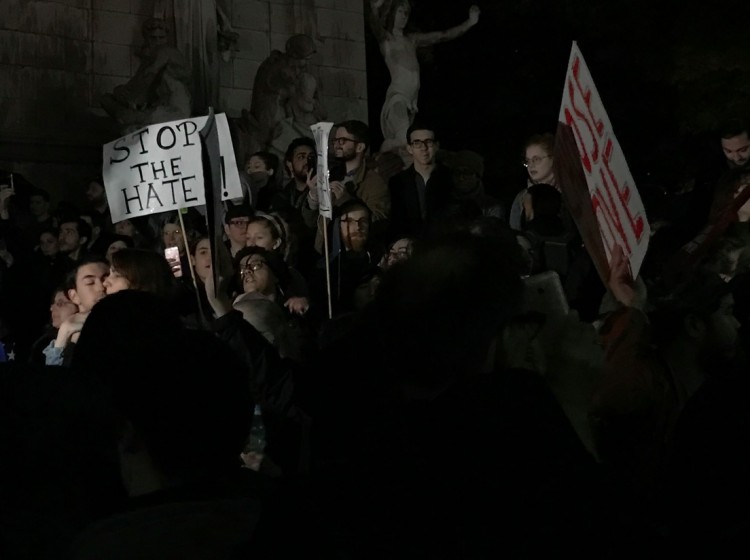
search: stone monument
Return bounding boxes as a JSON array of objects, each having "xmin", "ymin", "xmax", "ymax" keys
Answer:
[
  {"xmin": 238, "ymin": 34, "xmax": 320, "ymax": 159},
  {"xmin": 101, "ymin": 18, "xmax": 193, "ymax": 134},
  {"xmin": 367, "ymin": 0, "xmax": 480, "ymax": 161}
]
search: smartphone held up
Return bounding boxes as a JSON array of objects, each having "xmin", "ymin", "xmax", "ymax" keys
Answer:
[{"xmin": 164, "ymin": 246, "xmax": 183, "ymax": 278}]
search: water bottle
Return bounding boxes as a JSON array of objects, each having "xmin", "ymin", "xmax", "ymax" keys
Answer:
[{"xmin": 246, "ymin": 404, "xmax": 266, "ymax": 454}]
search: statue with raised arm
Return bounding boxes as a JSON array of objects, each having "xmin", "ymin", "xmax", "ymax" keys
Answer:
[{"xmin": 368, "ymin": 0, "xmax": 480, "ymax": 156}]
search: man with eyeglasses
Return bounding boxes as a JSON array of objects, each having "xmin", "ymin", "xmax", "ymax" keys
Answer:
[
  {"xmin": 328, "ymin": 120, "xmax": 390, "ymax": 221},
  {"xmin": 387, "ymin": 121, "xmax": 454, "ymax": 240},
  {"xmin": 310, "ymin": 120, "xmax": 390, "ymax": 252},
  {"xmin": 310, "ymin": 199, "xmax": 381, "ymax": 320}
]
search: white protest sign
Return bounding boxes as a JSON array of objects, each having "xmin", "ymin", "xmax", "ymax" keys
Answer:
[
  {"xmin": 102, "ymin": 113, "xmax": 242, "ymax": 223},
  {"xmin": 558, "ymin": 42, "xmax": 650, "ymax": 277},
  {"xmin": 310, "ymin": 121, "xmax": 334, "ymax": 219}
]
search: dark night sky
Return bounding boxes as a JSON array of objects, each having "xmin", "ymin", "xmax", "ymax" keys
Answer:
[{"xmin": 364, "ymin": 0, "xmax": 750, "ymax": 202}]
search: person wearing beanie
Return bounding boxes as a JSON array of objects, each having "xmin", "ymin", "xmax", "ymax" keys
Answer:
[{"xmin": 445, "ymin": 148, "xmax": 504, "ymax": 222}]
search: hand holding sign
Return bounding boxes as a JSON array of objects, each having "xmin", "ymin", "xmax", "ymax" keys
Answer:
[
  {"xmin": 608, "ymin": 244, "xmax": 637, "ymax": 308},
  {"xmin": 557, "ymin": 42, "xmax": 650, "ymax": 280}
]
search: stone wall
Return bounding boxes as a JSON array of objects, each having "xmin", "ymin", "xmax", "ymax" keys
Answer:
[{"xmin": 0, "ymin": 0, "xmax": 368, "ymax": 204}]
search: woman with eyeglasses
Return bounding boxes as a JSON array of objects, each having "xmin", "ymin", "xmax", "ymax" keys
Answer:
[
  {"xmin": 509, "ymin": 132, "xmax": 557, "ymax": 231},
  {"xmin": 230, "ymin": 246, "xmax": 306, "ymax": 361}
]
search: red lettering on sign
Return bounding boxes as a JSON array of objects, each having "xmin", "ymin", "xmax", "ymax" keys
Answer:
[
  {"xmin": 562, "ymin": 55, "xmax": 609, "ymax": 174},
  {"xmin": 591, "ymin": 176, "xmax": 632, "ymax": 253},
  {"xmin": 592, "ymin": 199, "xmax": 620, "ymax": 266},
  {"xmin": 601, "ymin": 139, "xmax": 645, "ymax": 242},
  {"xmin": 571, "ymin": 56, "xmax": 605, "ymax": 138},
  {"xmin": 564, "ymin": 106, "xmax": 593, "ymax": 174}
]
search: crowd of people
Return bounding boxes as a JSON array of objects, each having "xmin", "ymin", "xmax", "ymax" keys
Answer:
[{"xmin": 1, "ymin": 115, "xmax": 750, "ymax": 558}]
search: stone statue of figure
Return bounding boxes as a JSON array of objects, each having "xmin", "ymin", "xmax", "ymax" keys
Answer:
[
  {"xmin": 216, "ymin": 3, "xmax": 239, "ymax": 62},
  {"xmin": 101, "ymin": 18, "xmax": 192, "ymax": 133},
  {"xmin": 368, "ymin": 0, "xmax": 480, "ymax": 156},
  {"xmin": 240, "ymin": 34, "xmax": 318, "ymax": 156},
  {"xmin": 269, "ymin": 71, "xmax": 328, "ymax": 159}
]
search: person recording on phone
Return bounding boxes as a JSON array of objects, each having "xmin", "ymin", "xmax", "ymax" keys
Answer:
[{"xmin": 263, "ymin": 137, "xmax": 319, "ymax": 276}]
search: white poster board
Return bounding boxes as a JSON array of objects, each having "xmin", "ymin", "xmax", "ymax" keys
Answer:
[
  {"xmin": 102, "ymin": 113, "xmax": 242, "ymax": 223},
  {"xmin": 558, "ymin": 42, "xmax": 650, "ymax": 277}
]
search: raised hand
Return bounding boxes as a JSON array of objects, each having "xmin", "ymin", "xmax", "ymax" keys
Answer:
[
  {"xmin": 203, "ymin": 266, "xmax": 232, "ymax": 317},
  {"xmin": 330, "ymin": 181, "xmax": 346, "ymax": 202},
  {"xmin": 284, "ymin": 296, "xmax": 310, "ymax": 315},
  {"xmin": 0, "ymin": 184, "xmax": 14, "ymax": 217},
  {"xmin": 608, "ymin": 244, "xmax": 636, "ymax": 308},
  {"xmin": 468, "ymin": 5, "xmax": 480, "ymax": 26},
  {"xmin": 56, "ymin": 311, "xmax": 90, "ymax": 347}
]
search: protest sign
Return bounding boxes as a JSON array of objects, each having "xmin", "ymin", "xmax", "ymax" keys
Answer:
[
  {"xmin": 310, "ymin": 122, "xmax": 334, "ymax": 219},
  {"xmin": 102, "ymin": 113, "xmax": 242, "ymax": 223},
  {"xmin": 310, "ymin": 121, "xmax": 335, "ymax": 318},
  {"xmin": 558, "ymin": 41, "xmax": 650, "ymax": 278},
  {"xmin": 200, "ymin": 109, "xmax": 235, "ymax": 300}
]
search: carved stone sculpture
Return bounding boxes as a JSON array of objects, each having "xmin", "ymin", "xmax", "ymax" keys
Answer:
[
  {"xmin": 269, "ymin": 70, "xmax": 328, "ymax": 158},
  {"xmin": 101, "ymin": 18, "xmax": 193, "ymax": 133},
  {"xmin": 367, "ymin": 0, "xmax": 480, "ymax": 160},
  {"xmin": 239, "ymin": 34, "xmax": 318, "ymax": 156}
]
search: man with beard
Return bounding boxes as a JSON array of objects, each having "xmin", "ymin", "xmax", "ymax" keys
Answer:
[
  {"xmin": 310, "ymin": 199, "xmax": 381, "ymax": 322},
  {"xmin": 720, "ymin": 121, "xmax": 750, "ymax": 171},
  {"xmin": 266, "ymin": 137, "xmax": 318, "ymax": 275},
  {"xmin": 310, "ymin": 120, "xmax": 390, "ymax": 253}
]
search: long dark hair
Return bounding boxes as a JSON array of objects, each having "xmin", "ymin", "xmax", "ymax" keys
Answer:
[{"xmin": 110, "ymin": 248, "xmax": 177, "ymax": 300}]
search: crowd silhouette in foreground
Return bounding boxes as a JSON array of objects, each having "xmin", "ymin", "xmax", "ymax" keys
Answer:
[{"xmin": 2, "ymin": 116, "xmax": 750, "ymax": 558}]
